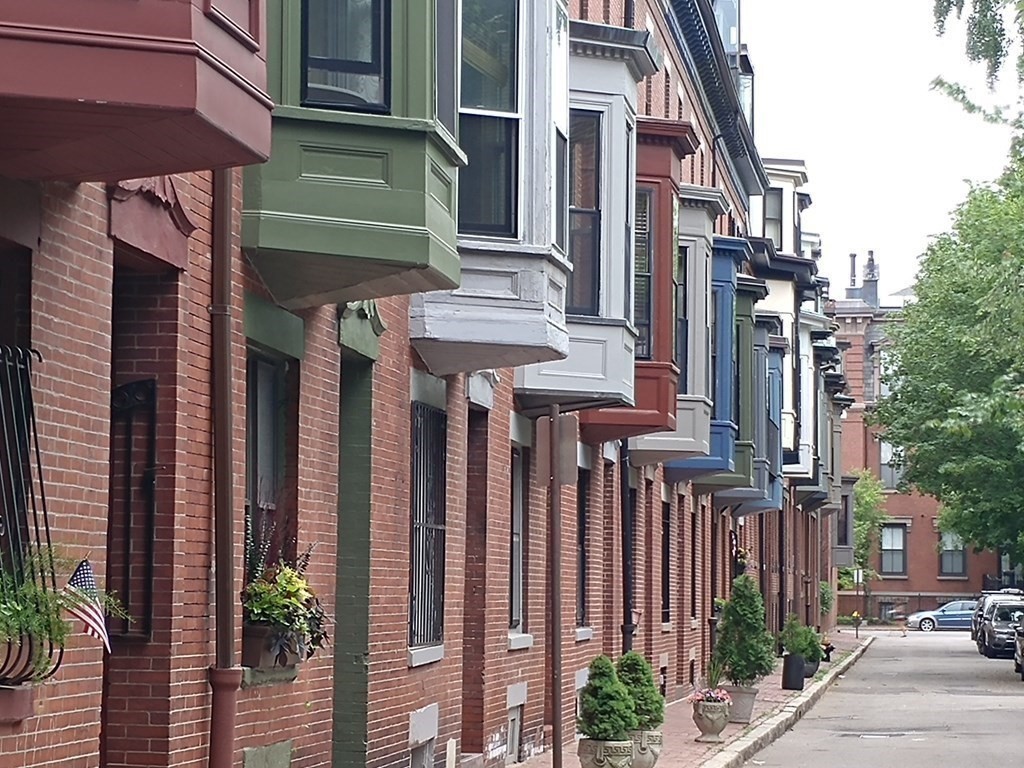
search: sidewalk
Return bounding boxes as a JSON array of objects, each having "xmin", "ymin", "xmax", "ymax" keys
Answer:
[{"xmin": 521, "ymin": 631, "xmax": 872, "ymax": 768}]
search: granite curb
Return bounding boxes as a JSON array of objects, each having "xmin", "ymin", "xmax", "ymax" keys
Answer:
[{"xmin": 699, "ymin": 636, "xmax": 876, "ymax": 768}]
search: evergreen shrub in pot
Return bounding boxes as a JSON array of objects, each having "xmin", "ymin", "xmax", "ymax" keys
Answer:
[
  {"xmin": 712, "ymin": 575, "xmax": 776, "ymax": 724},
  {"xmin": 616, "ymin": 652, "xmax": 664, "ymax": 768},
  {"xmin": 577, "ymin": 655, "xmax": 638, "ymax": 768}
]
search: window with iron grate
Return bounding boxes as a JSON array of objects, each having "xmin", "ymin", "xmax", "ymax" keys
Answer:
[{"xmin": 409, "ymin": 402, "xmax": 448, "ymax": 647}]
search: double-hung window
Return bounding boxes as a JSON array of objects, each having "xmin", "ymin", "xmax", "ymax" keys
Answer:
[
  {"xmin": 459, "ymin": 0, "xmax": 520, "ymax": 236},
  {"xmin": 302, "ymin": 0, "xmax": 390, "ymax": 112},
  {"xmin": 567, "ymin": 110, "xmax": 602, "ymax": 315},
  {"xmin": 880, "ymin": 524, "xmax": 906, "ymax": 576},
  {"xmin": 245, "ymin": 353, "xmax": 289, "ymax": 576},
  {"xmin": 709, "ymin": 290, "xmax": 719, "ymax": 418},
  {"xmin": 880, "ymin": 440, "xmax": 903, "ymax": 489},
  {"xmin": 633, "ymin": 188, "xmax": 654, "ymax": 358},
  {"xmin": 576, "ymin": 469, "xmax": 591, "ymax": 627},
  {"xmin": 509, "ymin": 448, "xmax": 527, "ymax": 630},
  {"xmin": 939, "ymin": 532, "xmax": 966, "ymax": 577},
  {"xmin": 661, "ymin": 502, "xmax": 671, "ymax": 623},
  {"xmin": 409, "ymin": 402, "xmax": 448, "ymax": 648},
  {"xmin": 763, "ymin": 188, "xmax": 783, "ymax": 250},
  {"xmin": 675, "ymin": 244, "xmax": 689, "ymax": 391}
]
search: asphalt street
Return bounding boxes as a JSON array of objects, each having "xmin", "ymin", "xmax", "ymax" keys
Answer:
[{"xmin": 743, "ymin": 629, "xmax": 1024, "ymax": 767}]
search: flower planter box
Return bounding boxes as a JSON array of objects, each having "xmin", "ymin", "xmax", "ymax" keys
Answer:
[{"xmin": 241, "ymin": 624, "xmax": 302, "ymax": 671}]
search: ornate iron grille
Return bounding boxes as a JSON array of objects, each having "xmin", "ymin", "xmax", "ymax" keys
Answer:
[
  {"xmin": 0, "ymin": 347, "xmax": 62, "ymax": 685},
  {"xmin": 408, "ymin": 402, "xmax": 447, "ymax": 648}
]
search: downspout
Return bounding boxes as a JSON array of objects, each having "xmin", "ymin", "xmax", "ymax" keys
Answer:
[
  {"xmin": 548, "ymin": 406, "xmax": 563, "ymax": 768},
  {"xmin": 708, "ymin": 506, "xmax": 718, "ymax": 652},
  {"xmin": 620, "ymin": 440, "xmax": 635, "ymax": 653},
  {"xmin": 758, "ymin": 512, "xmax": 767, "ymax": 626},
  {"xmin": 777, "ymin": 504, "xmax": 786, "ymax": 642},
  {"xmin": 209, "ymin": 167, "xmax": 242, "ymax": 768}
]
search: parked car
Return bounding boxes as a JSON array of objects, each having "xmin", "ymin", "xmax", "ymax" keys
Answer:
[
  {"xmin": 977, "ymin": 600, "xmax": 1024, "ymax": 658},
  {"xmin": 906, "ymin": 600, "xmax": 977, "ymax": 632},
  {"xmin": 1013, "ymin": 622, "xmax": 1024, "ymax": 679},
  {"xmin": 971, "ymin": 589, "xmax": 1024, "ymax": 641}
]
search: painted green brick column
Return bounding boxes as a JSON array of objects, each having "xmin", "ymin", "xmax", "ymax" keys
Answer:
[{"xmin": 332, "ymin": 303, "xmax": 384, "ymax": 768}]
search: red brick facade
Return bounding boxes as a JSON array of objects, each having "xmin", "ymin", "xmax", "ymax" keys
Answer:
[
  {"xmin": 0, "ymin": 8, "xmax": 836, "ymax": 768},
  {"xmin": 835, "ymin": 268, "xmax": 999, "ymax": 619}
]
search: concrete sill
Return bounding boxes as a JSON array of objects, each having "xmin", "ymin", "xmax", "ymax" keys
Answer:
[
  {"xmin": 661, "ymin": 622, "xmax": 673, "ymax": 634},
  {"xmin": 690, "ymin": 618, "xmax": 699, "ymax": 630},
  {"xmin": 408, "ymin": 644, "xmax": 445, "ymax": 668},
  {"xmin": 937, "ymin": 576, "xmax": 969, "ymax": 581},
  {"xmin": 575, "ymin": 627, "xmax": 594, "ymax": 643},
  {"xmin": 507, "ymin": 632, "xmax": 535, "ymax": 651},
  {"xmin": 879, "ymin": 574, "xmax": 908, "ymax": 580},
  {"xmin": 240, "ymin": 665, "xmax": 299, "ymax": 689}
]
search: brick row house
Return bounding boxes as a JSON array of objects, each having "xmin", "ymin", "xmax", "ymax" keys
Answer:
[
  {"xmin": 834, "ymin": 255, "xmax": 1003, "ymax": 619},
  {"xmin": 0, "ymin": 3, "xmax": 851, "ymax": 768}
]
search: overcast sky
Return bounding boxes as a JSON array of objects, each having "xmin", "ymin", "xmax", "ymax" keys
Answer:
[{"xmin": 743, "ymin": 0, "xmax": 1016, "ymax": 299}]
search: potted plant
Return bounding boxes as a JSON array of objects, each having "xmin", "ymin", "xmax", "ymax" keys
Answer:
[
  {"xmin": 711, "ymin": 575, "xmax": 776, "ymax": 724},
  {"xmin": 733, "ymin": 547, "xmax": 750, "ymax": 579},
  {"xmin": 0, "ymin": 569, "xmax": 70, "ymax": 682},
  {"xmin": 798, "ymin": 625, "xmax": 825, "ymax": 678},
  {"xmin": 577, "ymin": 655, "xmax": 638, "ymax": 768},
  {"xmin": 241, "ymin": 531, "xmax": 329, "ymax": 670},
  {"xmin": 689, "ymin": 658, "xmax": 731, "ymax": 743},
  {"xmin": 616, "ymin": 652, "xmax": 664, "ymax": 768},
  {"xmin": 779, "ymin": 614, "xmax": 807, "ymax": 691}
]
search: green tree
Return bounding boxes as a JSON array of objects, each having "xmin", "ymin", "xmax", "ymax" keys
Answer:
[
  {"xmin": 934, "ymin": 1, "xmax": 1024, "ymax": 85},
  {"xmin": 712, "ymin": 575, "xmax": 776, "ymax": 688},
  {"xmin": 576, "ymin": 655, "xmax": 638, "ymax": 741},
  {"xmin": 837, "ymin": 470, "xmax": 888, "ymax": 590},
  {"xmin": 873, "ymin": 152, "xmax": 1024, "ymax": 563},
  {"xmin": 615, "ymin": 652, "xmax": 664, "ymax": 731}
]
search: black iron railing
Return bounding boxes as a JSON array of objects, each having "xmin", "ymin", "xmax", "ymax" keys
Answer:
[{"xmin": 0, "ymin": 347, "xmax": 62, "ymax": 685}]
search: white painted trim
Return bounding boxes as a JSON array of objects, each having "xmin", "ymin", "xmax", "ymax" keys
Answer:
[
  {"xmin": 410, "ymin": 369, "xmax": 447, "ymax": 410},
  {"xmin": 577, "ymin": 443, "xmax": 593, "ymax": 470},
  {"xmin": 408, "ymin": 644, "xmax": 445, "ymax": 668},
  {"xmin": 511, "ymin": 412, "xmax": 534, "ymax": 448},
  {"xmin": 603, "ymin": 442, "xmax": 618, "ymax": 463},
  {"xmin": 507, "ymin": 632, "xmax": 535, "ymax": 651},
  {"xmin": 507, "ymin": 682, "xmax": 528, "ymax": 709},
  {"xmin": 662, "ymin": 483, "xmax": 671, "ymax": 503},
  {"xmin": 408, "ymin": 703, "xmax": 439, "ymax": 747},
  {"xmin": 575, "ymin": 668, "xmax": 590, "ymax": 690}
]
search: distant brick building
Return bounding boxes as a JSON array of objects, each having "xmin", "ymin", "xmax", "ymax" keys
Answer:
[{"xmin": 834, "ymin": 253, "xmax": 1001, "ymax": 619}]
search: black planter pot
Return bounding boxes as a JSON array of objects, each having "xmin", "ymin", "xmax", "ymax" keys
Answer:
[
  {"xmin": 782, "ymin": 653, "xmax": 806, "ymax": 691},
  {"xmin": 803, "ymin": 658, "xmax": 821, "ymax": 678}
]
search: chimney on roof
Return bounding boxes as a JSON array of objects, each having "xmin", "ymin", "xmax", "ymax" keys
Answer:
[
  {"xmin": 862, "ymin": 250, "xmax": 879, "ymax": 308},
  {"xmin": 849, "ymin": 253, "xmax": 857, "ymax": 288}
]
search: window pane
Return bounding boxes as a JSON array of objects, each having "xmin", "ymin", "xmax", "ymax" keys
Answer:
[
  {"xmin": 570, "ymin": 112, "xmax": 600, "ymax": 209},
  {"xmin": 304, "ymin": 0, "xmax": 387, "ymax": 110},
  {"xmin": 634, "ymin": 189, "xmax": 653, "ymax": 359},
  {"xmin": 254, "ymin": 358, "xmax": 279, "ymax": 508},
  {"xmin": 509, "ymin": 449, "xmax": 524, "ymax": 629},
  {"xmin": 461, "ymin": 0, "xmax": 517, "ymax": 112},
  {"xmin": 765, "ymin": 188, "xmax": 783, "ymax": 218},
  {"xmin": 459, "ymin": 114, "xmax": 518, "ymax": 235},
  {"xmin": 555, "ymin": 131, "xmax": 568, "ymax": 251},
  {"xmin": 568, "ymin": 211, "xmax": 600, "ymax": 315},
  {"xmin": 577, "ymin": 470, "xmax": 590, "ymax": 627},
  {"xmin": 436, "ymin": 0, "xmax": 458, "ymax": 133},
  {"xmin": 675, "ymin": 245, "xmax": 688, "ymax": 389}
]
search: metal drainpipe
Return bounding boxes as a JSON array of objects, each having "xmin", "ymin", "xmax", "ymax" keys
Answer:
[
  {"xmin": 620, "ymin": 440, "xmax": 635, "ymax": 654},
  {"xmin": 758, "ymin": 512, "xmax": 768, "ymax": 624},
  {"xmin": 777, "ymin": 504, "xmax": 787, "ymax": 641},
  {"xmin": 708, "ymin": 505, "xmax": 718, "ymax": 652},
  {"xmin": 548, "ymin": 406, "xmax": 563, "ymax": 768},
  {"xmin": 208, "ymin": 167, "xmax": 242, "ymax": 768}
]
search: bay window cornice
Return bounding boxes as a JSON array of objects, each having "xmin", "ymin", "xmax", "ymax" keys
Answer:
[{"xmin": 569, "ymin": 21, "xmax": 660, "ymax": 81}]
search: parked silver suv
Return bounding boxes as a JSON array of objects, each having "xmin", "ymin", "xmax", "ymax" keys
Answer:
[
  {"xmin": 971, "ymin": 589, "xmax": 1024, "ymax": 641},
  {"xmin": 977, "ymin": 600, "xmax": 1024, "ymax": 658}
]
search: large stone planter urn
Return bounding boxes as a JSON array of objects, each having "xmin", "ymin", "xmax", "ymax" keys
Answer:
[
  {"xmin": 628, "ymin": 730, "xmax": 662, "ymax": 768},
  {"xmin": 577, "ymin": 738, "xmax": 634, "ymax": 768},
  {"xmin": 722, "ymin": 685, "xmax": 758, "ymax": 724},
  {"xmin": 692, "ymin": 701, "xmax": 730, "ymax": 743}
]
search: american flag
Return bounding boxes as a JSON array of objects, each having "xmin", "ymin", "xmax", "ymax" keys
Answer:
[{"xmin": 63, "ymin": 559, "xmax": 111, "ymax": 653}]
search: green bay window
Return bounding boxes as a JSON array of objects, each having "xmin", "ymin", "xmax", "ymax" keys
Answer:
[
  {"xmin": 568, "ymin": 110, "xmax": 601, "ymax": 315},
  {"xmin": 459, "ymin": 0, "xmax": 520, "ymax": 236},
  {"xmin": 302, "ymin": 0, "xmax": 390, "ymax": 112}
]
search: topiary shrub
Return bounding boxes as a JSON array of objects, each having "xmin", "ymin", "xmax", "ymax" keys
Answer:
[
  {"xmin": 577, "ymin": 655, "xmax": 639, "ymax": 741},
  {"xmin": 712, "ymin": 574, "xmax": 776, "ymax": 688},
  {"xmin": 778, "ymin": 613, "xmax": 824, "ymax": 663},
  {"xmin": 819, "ymin": 581, "xmax": 834, "ymax": 615},
  {"xmin": 616, "ymin": 651, "xmax": 664, "ymax": 730}
]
